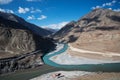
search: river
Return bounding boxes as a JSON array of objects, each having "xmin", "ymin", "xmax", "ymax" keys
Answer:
[
  {"xmin": 1, "ymin": 44, "xmax": 120, "ymax": 80},
  {"xmin": 43, "ymin": 44, "xmax": 120, "ymax": 72}
]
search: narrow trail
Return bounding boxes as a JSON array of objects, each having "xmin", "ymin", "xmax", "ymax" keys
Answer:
[{"xmin": 68, "ymin": 44, "xmax": 120, "ymax": 57}]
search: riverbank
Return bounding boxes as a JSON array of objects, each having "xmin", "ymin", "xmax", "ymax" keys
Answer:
[
  {"xmin": 30, "ymin": 71, "xmax": 120, "ymax": 80},
  {"xmin": 73, "ymin": 72, "xmax": 120, "ymax": 80},
  {"xmin": 69, "ymin": 43, "xmax": 120, "ymax": 60},
  {"xmin": 50, "ymin": 44, "xmax": 120, "ymax": 65},
  {"xmin": 30, "ymin": 71, "xmax": 93, "ymax": 80},
  {"xmin": 47, "ymin": 43, "xmax": 64, "ymax": 56},
  {"xmin": 0, "ymin": 65, "xmax": 62, "ymax": 80},
  {"xmin": 50, "ymin": 51, "xmax": 120, "ymax": 65}
]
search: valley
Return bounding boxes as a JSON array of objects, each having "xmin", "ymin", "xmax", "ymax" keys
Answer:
[{"xmin": 0, "ymin": 7, "xmax": 120, "ymax": 80}]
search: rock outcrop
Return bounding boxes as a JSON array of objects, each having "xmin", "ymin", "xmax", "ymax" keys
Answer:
[{"xmin": 53, "ymin": 8, "xmax": 120, "ymax": 53}]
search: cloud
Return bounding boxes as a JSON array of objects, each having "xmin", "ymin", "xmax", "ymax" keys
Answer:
[
  {"xmin": 27, "ymin": 15, "xmax": 35, "ymax": 20},
  {"xmin": 37, "ymin": 15, "xmax": 47, "ymax": 20},
  {"xmin": 27, "ymin": 15, "xmax": 47, "ymax": 20},
  {"xmin": 26, "ymin": 0, "xmax": 41, "ymax": 2},
  {"xmin": 91, "ymin": 0, "xmax": 116, "ymax": 10},
  {"xmin": 0, "ymin": 8, "xmax": 5, "ymax": 12},
  {"xmin": 0, "ymin": 0, "xmax": 12, "ymax": 4},
  {"xmin": 102, "ymin": 2, "xmax": 112, "ymax": 7},
  {"xmin": 30, "ymin": 7, "xmax": 42, "ymax": 13},
  {"xmin": 113, "ymin": 9, "xmax": 120, "ymax": 12},
  {"xmin": 112, "ymin": 0, "xmax": 116, "ymax": 3},
  {"xmin": 108, "ymin": 8, "xmax": 112, "ymax": 10},
  {"xmin": 18, "ymin": 7, "xmax": 29, "ymax": 14},
  {"xmin": 18, "ymin": 7, "xmax": 41, "ymax": 14},
  {"xmin": 6, "ymin": 9, "xmax": 14, "ymax": 13},
  {"xmin": 42, "ymin": 21, "xmax": 69, "ymax": 29},
  {"xmin": 0, "ymin": 8, "xmax": 14, "ymax": 13},
  {"xmin": 91, "ymin": 0, "xmax": 120, "ymax": 12},
  {"xmin": 92, "ymin": 6, "xmax": 101, "ymax": 9}
]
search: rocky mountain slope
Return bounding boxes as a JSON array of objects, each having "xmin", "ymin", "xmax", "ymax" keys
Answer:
[
  {"xmin": 52, "ymin": 21, "xmax": 77, "ymax": 42},
  {"xmin": 53, "ymin": 8, "xmax": 120, "ymax": 53},
  {"xmin": 0, "ymin": 12, "xmax": 52, "ymax": 36},
  {"xmin": 0, "ymin": 13, "xmax": 56, "ymax": 74}
]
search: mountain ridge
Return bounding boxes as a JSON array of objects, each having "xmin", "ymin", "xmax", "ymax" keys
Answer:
[
  {"xmin": 0, "ymin": 11, "xmax": 53, "ymax": 36},
  {"xmin": 53, "ymin": 8, "xmax": 120, "ymax": 42}
]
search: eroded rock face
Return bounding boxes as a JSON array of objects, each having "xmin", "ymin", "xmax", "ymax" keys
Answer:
[
  {"xmin": 53, "ymin": 8, "xmax": 120, "ymax": 52},
  {"xmin": 0, "ymin": 28, "xmax": 36, "ymax": 58},
  {"xmin": 0, "ymin": 13, "xmax": 56, "ymax": 74},
  {"xmin": 0, "ymin": 53, "xmax": 43, "ymax": 74}
]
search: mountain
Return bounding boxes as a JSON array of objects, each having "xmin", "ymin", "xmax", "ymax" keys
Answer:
[
  {"xmin": 52, "ymin": 21, "xmax": 77, "ymax": 42},
  {"xmin": 0, "ymin": 13, "xmax": 56, "ymax": 74},
  {"xmin": 53, "ymin": 8, "xmax": 120, "ymax": 53},
  {"xmin": 0, "ymin": 12, "xmax": 52, "ymax": 36}
]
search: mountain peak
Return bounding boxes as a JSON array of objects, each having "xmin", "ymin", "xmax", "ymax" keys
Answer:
[
  {"xmin": 77, "ymin": 8, "xmax": 120, "ymax": 29},
  {"xmin": 81, "ymin": 8, "xmax": 120, "ymax": 20}
]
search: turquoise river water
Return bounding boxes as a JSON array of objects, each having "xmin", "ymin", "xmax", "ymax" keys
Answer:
[{"xmin": 43, "ymin": 44, "xmax": 120, "ymax": 72}]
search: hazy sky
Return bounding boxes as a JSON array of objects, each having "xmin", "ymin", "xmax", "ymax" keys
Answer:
[{"xmin": 0, "ymin": 0, "xmax": 120, "ymax": 29}]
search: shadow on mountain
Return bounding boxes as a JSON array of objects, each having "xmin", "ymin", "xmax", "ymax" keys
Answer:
[
  {"xmin": 95, "ymin": 26, "xmax": 120, "ymax": 31},
  {"xmin": 33, "ymin": 35, "xmax": 56, "ymax": 54},
  {"xmin": 82, "ymin": 16, "xmax": 101, "ymax": 23},
  {"xmin": 68, "ymin": 35, "xmax": 78, "ymax": 43},
  {"xmin": 74, "ymin": 26, "xmax": 84, "ymax": 33},
  {"xmin": 107, "ymin": 15, "xmax": 120, "ymax": 22}
]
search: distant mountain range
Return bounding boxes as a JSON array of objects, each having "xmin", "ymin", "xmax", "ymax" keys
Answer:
[
  {"xmin": 44, "ymin": 27, "xmax": 59, "ymax": 33},
  {"xmin": 53, "ymin": 8, "xmax": 120, "ymax": 53}
]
